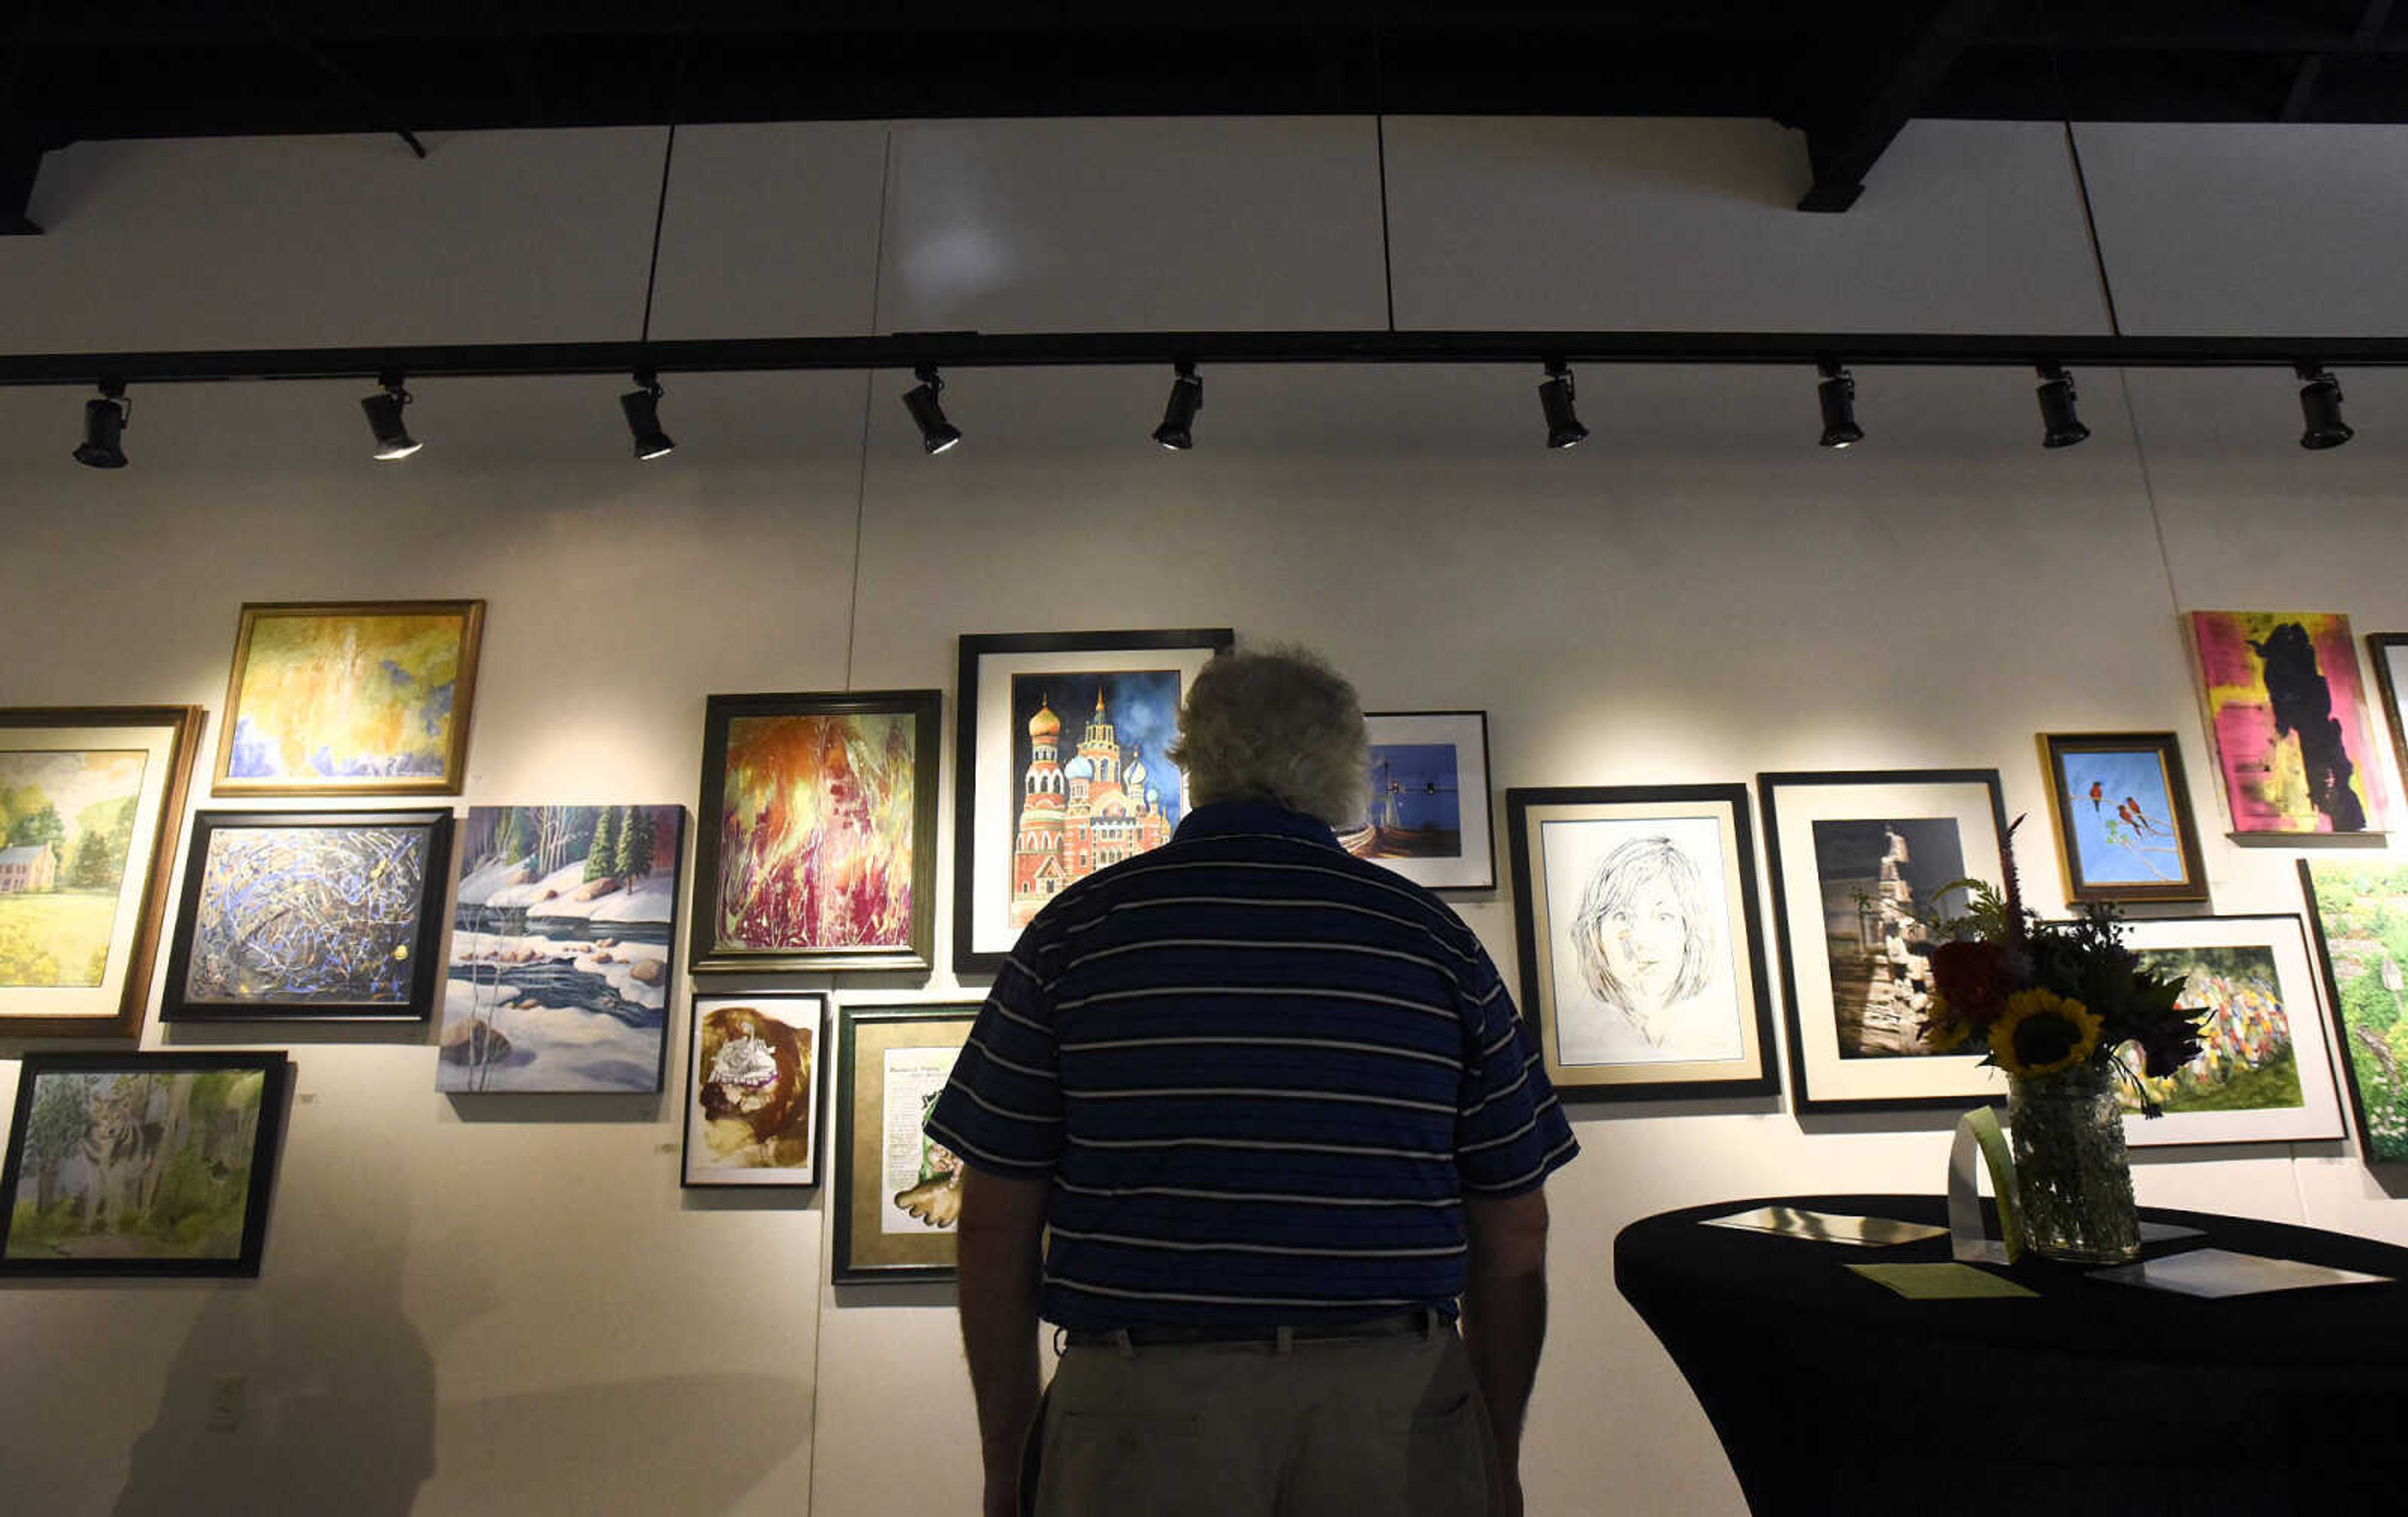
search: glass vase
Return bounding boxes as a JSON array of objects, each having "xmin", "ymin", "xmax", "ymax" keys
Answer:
[{"xmin": 2007, "ymin": 1062, "xmax": 2140, "ymax": 1265}]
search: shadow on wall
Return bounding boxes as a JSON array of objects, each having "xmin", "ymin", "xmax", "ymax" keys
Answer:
[{"xmin": 110, "ymin": 1188, "xmax": 436, "ymax": 1516}]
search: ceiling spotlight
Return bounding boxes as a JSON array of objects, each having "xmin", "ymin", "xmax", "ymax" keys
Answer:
[
  {"xmin": 2036, "ymin": 363, "xmax": 2091, "ymax": 449},
  {"xmin": 1538, "ymin": 359, "xmax": 1588, "ymax": 450},
  {"xmin": 1153, "ymin": 361, "xmax": 1203, "ymax": 450},
  {"xmin": 902, "ymin": 365, "xmax": 962, "ymax": 455},
  {"xmin": 73, "ymin": 382, "xmax": 130, "ymax": 469},
  {"xmin": 1817, "ymin": 361, "xmax": 1864, "ymax": 449},
  {"xmin": 361, "ymin": 374, "xmax": 422, "ymax": 461},
  {"xmin": 2297, "ymin": 363, "xmax": 2353, "ymax": 450},
  {"xmin": 620, "ymin": 371, "xmax": 675, "ymax": 461}
]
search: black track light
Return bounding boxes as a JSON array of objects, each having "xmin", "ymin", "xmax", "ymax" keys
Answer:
[
  {"xmin": 1154, "ymin": 361, "xmax": 1203, "ymax": 450},
  {"xmin": 2036, "ymin": 363, "xmax": 2091, "ymax": 449},
  {"xmin": 902, "ymin": 365, "xmax": 962, "ymax": 455},
  {"xmin": 2296, "ymin": 364, "xmax": 2353, "ymax": 450},
  {"xmin": 1538, "ymin": 360, "xmax": 1588, "ymax": 450},
  {"xmin": 621, "ymin": 371, "xmax": 675, "ymax": 461},
  {"xmin": 73, "ymin": 382, "xmax": 130, "ymax": 469},
  {"xmin": 361, "ymin": 374, "xmax": 422, "ymax": 461},
  {"xmin": 1816, "ymin": 361, "xmax": 1863, "ymax": 449}
]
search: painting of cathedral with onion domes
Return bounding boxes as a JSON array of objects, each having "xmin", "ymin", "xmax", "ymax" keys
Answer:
[{"xmin": 1009, "ymin": 671, "xmax": 1184, "ymax": 923}]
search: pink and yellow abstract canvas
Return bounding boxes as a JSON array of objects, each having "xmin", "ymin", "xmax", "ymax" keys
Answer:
[
  {"xmin": 216, "ymin": 601, "xmax": 484, "ymax": 795},
  {"xmin": 2189, "ymin": 610, "xmax": 2390, "ymax": 835}
]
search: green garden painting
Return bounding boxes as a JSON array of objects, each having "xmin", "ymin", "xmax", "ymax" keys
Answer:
[
  {"xmin": 2303, "ymin": 860, "xmax": 2408, "ymax": 1163},
  {"xmin": 3, "ymin": 1061, "xmax": 276, "ymax": 1267},
  {"xmin": 0, "ymin": 748, "xmax": 148, "ymax": 988}
]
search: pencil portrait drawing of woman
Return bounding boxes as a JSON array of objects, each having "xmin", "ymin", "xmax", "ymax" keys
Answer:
[{"xmin": 1557, "ymin": 831, "xmax": 1741, "ymax": 1065}]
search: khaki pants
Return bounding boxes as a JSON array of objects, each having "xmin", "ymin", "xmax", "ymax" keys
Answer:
[{"xmin": 1029, "ymin": 1320, "xmax": 1495, "ymax": 1517}]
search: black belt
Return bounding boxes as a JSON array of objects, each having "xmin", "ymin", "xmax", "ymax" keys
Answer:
[{"xmin": 1062, "ymin": 1307, "xmax": 1437, "ymax": 1350}]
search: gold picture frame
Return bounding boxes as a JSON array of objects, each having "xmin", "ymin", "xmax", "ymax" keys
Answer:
[
  {"xmin": 214, "ymin": 600, "xmax": 485, "ymax": 796},
  {"xmin": 0, "ymin": 705, "xmax": 204, "ymax": 1039}
]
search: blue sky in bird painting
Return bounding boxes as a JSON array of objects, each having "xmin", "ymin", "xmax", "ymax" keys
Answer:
[{"xmin": 2057, "ymin": 748, "xmax": 2182, "ymax": 887}]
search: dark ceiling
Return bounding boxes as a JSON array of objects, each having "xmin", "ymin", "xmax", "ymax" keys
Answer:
[{"xmin": 6, "ymin": 1, "xmax": 2406, "ymax": 229}]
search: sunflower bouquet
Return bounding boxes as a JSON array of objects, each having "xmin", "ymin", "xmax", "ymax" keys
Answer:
[{"xmin": 1916, "ymin": 846, "xmax": 2205, "ymax": 1113}]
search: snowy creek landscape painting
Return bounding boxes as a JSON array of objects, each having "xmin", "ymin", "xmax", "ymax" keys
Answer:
[{"xmin": 440, "ymin": 805, "xmax": 684, "ymax": 1093}]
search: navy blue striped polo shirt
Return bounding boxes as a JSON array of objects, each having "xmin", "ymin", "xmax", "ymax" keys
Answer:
[{"xmin": 926, "ymin": 798, "xmax": 1578, "ymax": 1329}]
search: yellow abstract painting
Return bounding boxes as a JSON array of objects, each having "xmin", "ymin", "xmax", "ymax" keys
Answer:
[{"xmin": 216, "ymin": 601, "xmax": 483, "ymax": 795}]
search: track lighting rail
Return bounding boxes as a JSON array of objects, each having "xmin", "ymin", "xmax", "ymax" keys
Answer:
[{"xmin": 7, "ymin": 330, "xmax": 2408, "ymax": 388}]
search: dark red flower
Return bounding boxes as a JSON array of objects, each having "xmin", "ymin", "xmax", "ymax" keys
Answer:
[{"xmin": 1930, "ymin": 939, "xmax": 2010, "ymax": 1026}]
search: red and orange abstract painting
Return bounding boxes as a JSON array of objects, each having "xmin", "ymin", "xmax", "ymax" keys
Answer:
[{"xmin": 714, "ymin": 712, "xmax": 919, "ymax": 954}]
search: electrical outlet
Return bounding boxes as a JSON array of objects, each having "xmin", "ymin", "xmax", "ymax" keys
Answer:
[{"xmin": 206, "ymin": 1374, "xmax": 244, "ymax": 1432}]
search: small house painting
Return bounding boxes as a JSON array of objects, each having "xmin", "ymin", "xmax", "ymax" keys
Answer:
[{"xmin": 0, "ymin": 843, "xmax": 56, "ymax": 894}]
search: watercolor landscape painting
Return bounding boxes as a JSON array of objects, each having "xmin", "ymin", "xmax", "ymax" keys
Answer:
[
  {"xmin": 0, "ymin": 748, "xmax": 148, "ymax": 988},
  {"xmin": 217, "ymin": 601, "xmax": 483, "ymax": 794},
  {"xmin": 2302, "ymin": 860, "xmax": 2408, "ymax": 1163},
  {"xmin": 444, "ymin": 805, "xmax": 684, "ymax": 1093},
  {"xmin": 1, "ymin": 1054, "xmax": 288, "ymax": 1276}
]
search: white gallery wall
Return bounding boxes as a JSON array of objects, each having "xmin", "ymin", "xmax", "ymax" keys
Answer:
[{"xmin": 0, "ymin": 115, "xmax": 2404, "ymax": 1516}]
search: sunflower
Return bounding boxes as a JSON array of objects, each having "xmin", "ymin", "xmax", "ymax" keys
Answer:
[
  {"xmin": 1920, "ymin": 994, "xmax": 1973, "ymax": 1053},
  {"xmin": 1988, "ymin": 988, "xmax": 2103, "ymax": 1077}
]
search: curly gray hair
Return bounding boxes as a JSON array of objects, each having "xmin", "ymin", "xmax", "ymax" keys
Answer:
[{"xmin": 1168, "ymin": 646, "xmax": 1369, "ymax": 828}]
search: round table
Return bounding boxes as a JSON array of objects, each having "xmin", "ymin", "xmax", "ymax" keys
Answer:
[{"xmin": 1614, "ymin": 1193, "xmax": 2408, "ymax": 1516}]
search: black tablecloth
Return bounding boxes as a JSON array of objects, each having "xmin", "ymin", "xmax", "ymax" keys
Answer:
[{"xmin": 1613, "ymin": 1193, "xmax": 2408, "ymax": 1516}]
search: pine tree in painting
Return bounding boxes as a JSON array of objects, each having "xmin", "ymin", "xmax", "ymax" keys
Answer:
[
  {"xmin": 584, "ymin": 808, "xmax": 618, "ymax": 883},
  {"xmin": 615, "ymin": 806, "xmax": 655, "ymax": 886}
]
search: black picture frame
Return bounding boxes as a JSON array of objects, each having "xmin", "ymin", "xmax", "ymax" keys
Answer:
[
  {"xmin": 682, "ymin": 990, "xmax": 827, "ymax": 1188},
  {"xmin": 2036, "ymin": 731, "xmax": 2210, "ymax": 905},
  {"xmin": 952, "ymin": 628, "xmax": 1233, "ymax": 975},
  {"xmin": 160, "ymin": 808, "xmax": 453, "ymax": 1023},
  {"xmin": 1758, "ymin": 768, "xmax": 2011, "ymax": 1114},
  {"xmin": 0, "ymin": 1050, "xmax": 292, "ymax": 1278},
  {"xmin": 2298, "ymin": 857, "xmax": 2408, "ymax": 1166},
  {"xmin": 2370, "ymin": 633, "xmax": 2408, "ymax": 811},
  {"xmin": 1504, "ymin": 783, "xmax": 1778, "ymax": 1101},
  {"xmin": 832, "ymin": 1000, "xmax": 978, "ymax": 1284},
  {"xmin": 690, "ymin": 689, "xmax": 942, "ymax": 974}
]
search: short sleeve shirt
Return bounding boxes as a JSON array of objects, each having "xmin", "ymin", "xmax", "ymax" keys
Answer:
[{"xmin": 926, "ymin": 799, "xmax": 1578, "ymax": 1328}]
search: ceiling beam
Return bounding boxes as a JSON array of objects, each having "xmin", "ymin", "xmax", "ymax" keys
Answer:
[
  {"xmin": 3, "ymin": 329, "xmax": 2404, "ymax": 389},
  {"xmin": 1797, "ymin": 0, "xmax": 2004, "ymax": 212}
]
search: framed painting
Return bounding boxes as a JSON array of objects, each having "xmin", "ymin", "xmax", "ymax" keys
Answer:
[
  {"xmin": 441, "ymin": 805, "xmax": 685, "ymax": 1093},
  {"xmin": 214, "ymin": 600, "xmax": 485, "ymax": 796},
  {"xmin": 0, "ymin": 706, "xmax": 203, "ymax": 1039},
  {"xmin": 160, "ymin": 809, "xmax": 453, "ymax": 1023},
  {"xmin": 953, "ymin": 629, "xmax": 1232, "ymax": 974},
  {"xmin": 1341, "ymin": 711, "xmax": 1496, "ymax": 891},
  {"xmin": 2371, "ymin": 633, "xmax": 2408, "ymax": 804},
  {"xmin": 1759, "ymin": 769, "xmax": 2010, "ymax": 1113},
  {"xmin": 2185, "ymin": 610, "xmax": 2390, "ymax": 837},
  {"xmin": 682, "ymin": 991, "xmax": 825, "ymax": 1188},
  {"xmin": 2111, "ymin": 914, "xmax": 2345, "ymax": 1147},
  {"xmin": 2036, "ymin": 732, "xmax": 2209, "ymax": 904},
  {"xmin": 692, "ymin": 690, "xmax": 939, "ymax": 974},
  {"xmin": 1504, "ymin": 785, "xmax": 1777, "ymax": 1100},
  {"xmin": 1, "ymin": 1051, "xmax": 290, "ymax": 1277},
  {"xmin": 832, "ymin": 1001, "xmax": 976, "ymax": 1282},
  {"xmin": 2299, "ymin": 859, "xmax": 2408, "ymax": 1164}
]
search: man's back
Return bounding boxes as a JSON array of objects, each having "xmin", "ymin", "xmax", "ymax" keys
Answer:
[
  {"xmin": 944, "ymin": 801, "xmax": 1559, "ymax": 1329},
  {"xmin": 931, "ymin": 647, "xmax": 1573, "ymax": 1517}
]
